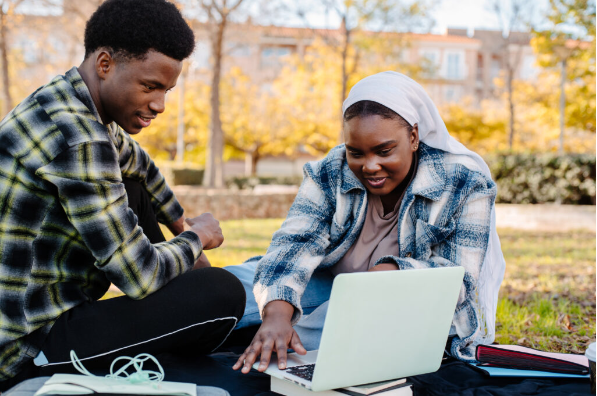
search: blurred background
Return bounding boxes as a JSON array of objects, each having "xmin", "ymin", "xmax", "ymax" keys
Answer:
[
  {"xmin": 1, "ymin": 0, "xmax": 595, "ymax": 193},
  {"xmin": 2, "ymin": 0, "xmax": 595, "ymax": 353}
]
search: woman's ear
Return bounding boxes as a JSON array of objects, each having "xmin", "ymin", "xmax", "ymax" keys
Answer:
[{"xmin": 412, "ymin": 124, "xmax": 419, "ymax": 151}]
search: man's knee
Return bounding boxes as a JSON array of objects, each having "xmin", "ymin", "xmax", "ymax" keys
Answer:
[{"xmin": 178, "ymin": 267, "xmax": 246, "ymax": 322}]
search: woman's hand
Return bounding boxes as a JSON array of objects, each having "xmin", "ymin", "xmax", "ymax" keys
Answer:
[
  {"xmin": 233, "ymin": 300, "xmax": 307, "ymax": 374},
  {"xmin": 368, "ymin": 263, "xmax": 399, "ymax": 272}
]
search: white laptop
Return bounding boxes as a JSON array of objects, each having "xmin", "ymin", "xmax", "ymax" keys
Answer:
[{"xmin": 255, "ymin": 266, "xmax": 465, "ymax": 391}]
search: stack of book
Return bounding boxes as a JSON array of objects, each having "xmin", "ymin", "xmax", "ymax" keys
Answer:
[
  {"xmin": 473, "ymin": 344, "xmax": 590, "ymax": 378},
  {"xmin": 271, "ymin": 377, "xmax": 412, "ymax": 396}
]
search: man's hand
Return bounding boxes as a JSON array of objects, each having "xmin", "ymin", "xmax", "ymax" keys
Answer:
[
  {"xmin": 368, "ymin": 263, "xmax": 399, "ymax": 272},
  {"xmin": 184, "ymin": 213, "xmax": 224, "ymax": 250},
  {"xmin": 233, "ymin": 300, "xmax": 306, "ymax": 374}
]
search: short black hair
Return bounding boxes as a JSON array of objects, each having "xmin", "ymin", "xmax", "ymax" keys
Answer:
[
  {"xmin": 344, "ymin": 100, "xmax": 411, "ymax": 130},
  {"xmin": 84, "ymin": 0, "xmax": 195, "ymax": 61}
]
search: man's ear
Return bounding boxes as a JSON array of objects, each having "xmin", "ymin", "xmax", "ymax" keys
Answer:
[{"xmin": 95, "ymin": 50, "xmax": 114, "ymax": 80}]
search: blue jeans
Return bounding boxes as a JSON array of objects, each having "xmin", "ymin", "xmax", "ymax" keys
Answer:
[{"xmin": 224, "ymin": 261, "xmax": 333, "ymax": 350}]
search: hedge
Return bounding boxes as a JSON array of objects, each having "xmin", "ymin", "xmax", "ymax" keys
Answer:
[
  {"xmin": 486, "ymin": 153, "xmax": 596, "ymax": 205},
  {"xmin": 172, "ymin": 168, "xmax": 204, "ymax": 186},
  {"xmin": 166, "ymin": 153, "xmax": 596, "ymax": 205}
]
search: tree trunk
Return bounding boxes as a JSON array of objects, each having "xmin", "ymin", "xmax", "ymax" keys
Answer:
[
  {"xmin": 243, "ymin": 148, "xmax": 260, "ymax": 176},
  {"xmin": 0, "ymin": 9, "xmax": 13, "ymax": 117},
  {"xmin": 339, "ymin": 17, "xmax": 349, "ymax": 144},
  {"xmin": 204, "ymin": 19, "xmax": 226, "ymax": 188},
  {"xmin": 250, "ymin": 149, "xmax": 259, "ymax": 176},
  {"xmin": 558, "ymin": 58, "xmax": 566, "ymax": 155},
  {"xmin": 507, "ymin": 62, "xmax": 515, "ymax": 151},
  {"xmin": 176, "ymin": 66, "xmax": 186, "ymax": 165}
]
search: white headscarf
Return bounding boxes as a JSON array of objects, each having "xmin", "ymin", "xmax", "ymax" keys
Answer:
[{"xmin": 342, "ymin": 71, "xmax": 505, "ymax": 346}]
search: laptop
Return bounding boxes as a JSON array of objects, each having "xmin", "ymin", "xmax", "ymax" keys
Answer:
[{"xmin": 255, "ymin": 266, "xmax": 465, "ymax": 391}]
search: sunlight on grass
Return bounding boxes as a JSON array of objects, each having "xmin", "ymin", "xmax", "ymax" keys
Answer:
[
  {"xmin": 496, "ymin": 228, "xmax": 595, "ymax": 353},
  {"xmin": 109, "ymin": 221, "xmax": 595, "ymax": 353}
]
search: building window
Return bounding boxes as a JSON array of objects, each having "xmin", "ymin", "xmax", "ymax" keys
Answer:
[
  {"xmin": 520, "ymin": 55, "xmax": 537, "ymax": 80},
  {"xmin": 260, "ymin": 46, "xmax": 292, "ymax": 68},
  {"xmin": 490, "ymin": 57, "xmax": 501, "ymax": 85},
  {"xmin": 420, "ymin": 49, "xmax": 440, "ymax": 78},
  {"xmin": 227, "ymin": 43, "xmax": 251, "ymax": 57},
  {"xmin": 446, "ymin": 52, "xmax": 463, "ymax": 80},
  {"xmin": 444, "ymin": 85, "xmax": 462, "ymax": 102}
]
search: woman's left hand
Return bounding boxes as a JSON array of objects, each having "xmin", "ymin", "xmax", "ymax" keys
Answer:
[{"xmin": 368, "ymin": 263, "xmax": 399, "ymax": 272}]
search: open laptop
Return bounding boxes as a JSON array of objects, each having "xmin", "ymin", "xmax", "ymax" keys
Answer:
[{"xmin": 255, "ymin": 266, "xmax": 465, "ymax": 391}]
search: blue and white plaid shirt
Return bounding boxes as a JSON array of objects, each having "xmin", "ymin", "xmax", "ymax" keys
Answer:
[{"xmin": 250, "ymin": 143, "xmax": 498, "ymax": 361}]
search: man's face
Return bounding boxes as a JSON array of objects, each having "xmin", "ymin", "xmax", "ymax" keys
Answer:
[{"xmin": 98, "ymin": 50, "xmax": 182, "ymax": 134}]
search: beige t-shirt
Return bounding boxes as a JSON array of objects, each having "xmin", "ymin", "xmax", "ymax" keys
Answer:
[{"xmin": 331, "ymin": 153, "xmax": 418, "ymax": 275}]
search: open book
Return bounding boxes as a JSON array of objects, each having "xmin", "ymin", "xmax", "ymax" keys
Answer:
[{"xmin": 476, "ymin": 344, "xmax": 589, "ymax": 375}]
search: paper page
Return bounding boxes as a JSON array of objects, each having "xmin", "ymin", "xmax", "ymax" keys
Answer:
[{"xmin": 36, "ymin": 374, "xmax": 197, "ymax": 396}]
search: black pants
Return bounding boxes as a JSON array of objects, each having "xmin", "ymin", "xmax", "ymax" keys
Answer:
[{"xmin": 0, "ymin": 178, "xmax": 245, "ymax": 391}]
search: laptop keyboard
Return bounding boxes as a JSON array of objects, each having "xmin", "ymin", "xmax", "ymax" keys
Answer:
[{"xmin": 285, "ymin": 364, "xmax": 315, "ymax": 381}]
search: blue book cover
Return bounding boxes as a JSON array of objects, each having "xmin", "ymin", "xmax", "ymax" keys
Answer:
[{"xmin": 469, "ymin": 364, "xmax": 590, "ymax": 378}]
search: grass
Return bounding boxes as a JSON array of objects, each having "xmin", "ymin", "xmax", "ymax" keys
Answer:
[
  {"xmin": 495, "ymin": 228, "xmax": 596, "ymax": 353},
  {"xmin": 108, "ymin": 220, "xmax": 596, "ymax": 354}
]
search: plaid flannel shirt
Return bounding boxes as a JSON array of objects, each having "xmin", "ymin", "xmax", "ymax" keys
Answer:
[
  {"xmin": 250, "ymin": 143, "xmax": 498, "ymax": 361},
  {"xmin": 0, "ymin": 67, "xmax": 202, "ymax": 380}
]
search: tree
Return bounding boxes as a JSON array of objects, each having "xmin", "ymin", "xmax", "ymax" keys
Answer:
[
  {"xmin": 295, "ymin": 0, "xmax": 432, "ymax": 143},
  {"xmin": 531, "ymin": 0, "xmax": 596, "ymax": 152},
  {"xmin": 197, "ymin": 0, "xmax": 247, "ymax": 188},
  {"xmin": 134, "ymin": 79, "xmax": 211, "ymax": 162},
  {"xmin": 0, "ymin": 0, "xmax": 26, "ymax": 116},
  {"xmin": 490, "ymin": 0, "xmax": 534, "ymax": 151},
  {"xmin": 441, "ymin": 100, "xmax": 508, "ymax": 155},
  {"xmin": 220, "ymin": 67, "xmax": 302, "ymax": 175}
]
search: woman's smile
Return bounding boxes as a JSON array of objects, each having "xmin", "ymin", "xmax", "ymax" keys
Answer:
[{"xmin": 365, "ymin": 176, "xmax": 387, "ymax": 188}]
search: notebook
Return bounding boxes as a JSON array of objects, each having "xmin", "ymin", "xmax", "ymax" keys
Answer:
[
  {"xmin": 256, "ymin": 266, "xmax": 465, "ymax": 391},
  {"xmin": 475, "ymin": 344, "xmax": 589, "ymax": 375}
]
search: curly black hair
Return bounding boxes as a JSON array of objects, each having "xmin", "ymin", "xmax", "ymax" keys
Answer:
[
  {"xmin": 84, "ymin": 0, "xmax": 195, "ymax": 61},
  {"xmin": 344, "ymin": 100, "xmax": 411, "ymax": 130}
]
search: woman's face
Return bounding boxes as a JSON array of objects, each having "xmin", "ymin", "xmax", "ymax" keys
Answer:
[{"xmin": 344, "ymin": 115, "xmax": 419, "ymax": 199}]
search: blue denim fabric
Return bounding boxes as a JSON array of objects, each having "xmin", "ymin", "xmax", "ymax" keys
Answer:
[
  {"xmin": 224, "ymin": 262, "xmax": 332, "ymax": 350},
  {"xmin": 224, "ymin": 262, "xmax": 334, "ymax": 328}
]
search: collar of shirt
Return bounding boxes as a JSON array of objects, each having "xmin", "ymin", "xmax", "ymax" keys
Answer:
[{"xmin": 65, "ymin": 66, "xmax": 120, "ymax": 143}]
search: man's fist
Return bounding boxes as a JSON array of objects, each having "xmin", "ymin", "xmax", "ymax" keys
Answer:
[{"xmin": 184, "ymin": 213, "xmax": 224, "ymax": 250}]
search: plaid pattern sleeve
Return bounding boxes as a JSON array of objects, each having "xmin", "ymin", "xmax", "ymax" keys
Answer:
[
  {"xmin": 0, "ymin": 68, "xmax": 201, "ymax": 380},
  {"xmin": 110, "ymin": 125, "xmax": 183, "ymax": 225},
  {"xmin": 252, "ymin": 160, "xmax": 337, "ymax": 324},
  {"xmin": 36, "ymin": 141, "xmax": 201, "ymax": 299}
]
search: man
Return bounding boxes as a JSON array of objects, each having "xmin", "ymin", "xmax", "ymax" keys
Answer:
[{"xmin": 0, "ymin": 0, "xmax": 245, "ymax": 390}]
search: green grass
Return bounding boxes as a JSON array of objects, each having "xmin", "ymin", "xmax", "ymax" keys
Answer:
[
  {"xmin": 495, "ymin": 228, "xmax": 596, "ymax": 353},
  {"xmin": 110, "ymin": 220, "xmax": 596, "ymax": 354}
]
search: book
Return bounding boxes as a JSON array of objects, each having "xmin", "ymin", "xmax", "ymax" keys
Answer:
[
  {"xmin": 339, "ymin": 378, "xmax": 407, "ymax": 395},
  {"xmin": 33, "ymin": 374, "xmax": 197, "ymax": 396},
  {"xmin": 468, "ymin": 364, "xmax": 591, "ymax": 378},
  {"xmin": 475, "ymin": 344, "xmax": 590, "ymax": 375},
  {"xmin": 270, "ymin": 376, "xmax": 412, "ymax": 396}
]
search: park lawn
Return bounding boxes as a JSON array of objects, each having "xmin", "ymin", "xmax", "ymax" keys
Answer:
[{"xmin": 109, "ymin": 219, "xmax": 596, "ymax": 354}]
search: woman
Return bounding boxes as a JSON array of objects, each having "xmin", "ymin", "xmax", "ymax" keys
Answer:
[{"xmin": 227, "ymin": 71, "xmax": 506, "ymax": 374}]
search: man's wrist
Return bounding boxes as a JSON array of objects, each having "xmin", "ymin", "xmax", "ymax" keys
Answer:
[{"xmin": 167, "ymin": 215, "xmax": 185, "ymax": 236}]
